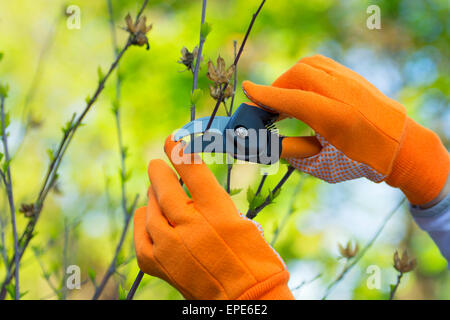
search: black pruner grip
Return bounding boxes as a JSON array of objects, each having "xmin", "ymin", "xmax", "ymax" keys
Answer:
[{"xmin": 225, "ymin": 103, "xmax": 283, "ymax": 165}]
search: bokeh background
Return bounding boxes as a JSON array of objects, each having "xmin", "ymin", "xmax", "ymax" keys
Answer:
[{"xmin": 0, "ymin": 0, "xmax": 448, "ymax": 299}]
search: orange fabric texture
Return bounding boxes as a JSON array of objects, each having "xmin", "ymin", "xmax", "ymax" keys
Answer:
[
  {"xmin": 242, "ymin": 55, "xmax": 449, "ymax": 205},
  {"xmin": 133, "ymin": 136, "xmax": 294, "ymax": 300}
]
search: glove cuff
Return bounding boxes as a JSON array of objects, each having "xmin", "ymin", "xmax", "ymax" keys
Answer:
[
  {"xmin": 386, "ymin": 118, "xmax": 450, "ymax": 205},
  {"xmin": 237, "ymin": 270, "xmax": 294, "ymax": 300}
]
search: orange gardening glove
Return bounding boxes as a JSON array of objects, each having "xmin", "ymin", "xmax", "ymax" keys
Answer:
[
  {"xmin": 133, "ymin": 136, "xmax": 294, "ymax": 300},
  {"xmin": 243, "ymin": 55, "xmax": 450, "ymax": 206}
]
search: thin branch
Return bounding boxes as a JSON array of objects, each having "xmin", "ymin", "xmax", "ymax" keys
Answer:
[
  {"xmin": 322, "ymin": 198, "xmax": 406, "ymax": 299},
  {"xmin": 229, "ymin": 40, "xmax": 238, "ymax": 116},
  {"xmin": 226, "ymin": 164, "xmax": 233, "ymax": 194},
  {"xmin": 92, "ymin": 0, "xmax": 141, "ymax": 300},
  {"xmin": 0, "ymin": 195, "xmax": 9, "ymax": 282},
  {"xmin": 255, "ymin": 173, "xmax": 268, "ymax": 197},
  {"xmin": 205, "ymin": 0, "xmax": 266, "ymax": 131},
  {"xmin": 389, "ymin": 272, "xmax": 404, "ymax": 300},
  {"xmin": 290, "ymin": 273, "xmax": 322, "ymax": 293},
  {"xmin": 32, "ymin": 248, "xmax": 60, "ymax": 298},
  {"xmin": 126, "ymin": 270, "xmax": 144, "ymax": 300},
  {"xmin": 247, "ymin": 166, "xmax": 296, "ymax": 219},
  {"xmin": 244, "ymin": 172, "xmax": 268, "ymax": 215},
  {"xmin": 0, "ymin": 0, "xmax": 150, "ymax": 300},
  {"xmin": 0, "ymin": 95, "xmax": 20, "ymax": 299},
  {"xmin": 225, "ymin": 40, "xmax": 238, "ymax": 193},
  {"xmin": 190, "ymin": 0, "xmax": 207, "ymax": 121},
  {"xmin": 60, "ymin": 219, "xmax": 69, "ymax": 299},
  {"xmin": 93, "ymin": 195, "xmax": 138, "ymax": 299}
]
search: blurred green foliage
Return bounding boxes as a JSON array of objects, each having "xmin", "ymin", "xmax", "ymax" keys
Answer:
[{"xmin": 0, "ymin": 0, "xmax": 448, "ymax": 299}]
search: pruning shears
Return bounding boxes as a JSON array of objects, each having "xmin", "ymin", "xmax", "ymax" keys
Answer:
[{"xmin": 175, "ymin": 103, "xmax": 319, "ymax": 165}]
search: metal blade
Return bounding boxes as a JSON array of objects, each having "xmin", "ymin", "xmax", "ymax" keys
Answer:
[
  {"xmin": 184, "ymin": 131, "xmax": 226, "ymax": 154},
  {"xmin": 174, "ymin": 116, "xmax": 230, "ymax": 141}
]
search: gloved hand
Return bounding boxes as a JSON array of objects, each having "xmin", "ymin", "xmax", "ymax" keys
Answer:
[
  {"xmin": 133, "ymin": 136, "xmax": 294, "ymax": 300},
  {"xmin": 243, "ymin": 54, "xmax": 450, "ymax": 205}
]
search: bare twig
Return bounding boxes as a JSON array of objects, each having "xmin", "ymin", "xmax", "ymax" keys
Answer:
[
  {"xmin": 247, "ymin": 166, "xmax": 296, "ymax": 219},
  {"xmin": 229, "ymin": 40, "xmax": 238, "ymax": 116},
  {"xmin": 205, "ymin": 0, "xmax": 266, "ymax": 131},
  {"xmin": 322, "ymin": 198, "xmax": 406, "ymax": 299},
  {"xmin": 60, "ymin": 219, "xmax": 69, "ymax": 299},
  {"xmin": 290, "ymin": 273, "xmax": 322, "ymax": 293},
  {"xmin": 93, "ymin": 195, "xmax": 138, "ymax": 299},
  {"xmin": 0, "ymin": 0, "xmax": 150, "ymax": 300},
  {"xmin": 225, "ymin": 40, "xmax": 238, "ymax": 194},
  {"xmin": 225, "ymin": 41, "xmax": 239, "ymax": 194},
  {"xmin": 0, "ymin": 95, "xmax": 20, "ymax": 299},
  {"xmin": 92, "ymin": 0, "xmax": 142, "ymax": 300},
  {"xmin": 0, "ymin": 212, "xmax": 8, "ymax": 272},
  {"xmin": 190, "ymin": 0, "xmax": 207, "ymax": 121},
  {"xmin": 126, "ymin": 270, "xmax": 144, "ymax": 300},
  {"xmin": 32, "ymin": 248, "xmax": 60, "ymax": 298},
  {"xmin": 389, "ymin": 272, "xmax": 404, "ymax": 300}
]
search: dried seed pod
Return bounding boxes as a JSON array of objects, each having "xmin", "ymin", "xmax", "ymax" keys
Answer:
[
  {"xmin": 223, "ymin": 84, "xmax": 234, "ymax": 99},
  {"xmin": 178, "ymin": 46, "xmax": 200, "ymax": 71},
  {"xmin": 338, "ymin": 240, "xmax": 359, "ymax": 259},
  {"xmin": 209, "ymin": 84, "xmax": 221, "ymax": 100},
  {"xmin": 124, "ymin": 13, "xmax": 152, "ymax": 50},
  {"xmin": 393, "ymin": 250, "xmax": 416, "ymax": 273},
  {"xmin": 206, "ymin": 56, "xmax": 235, "ymax": 85},
  {"xmin": 19, "ymin": 203, "xmax": 36, "ymax": 218}
]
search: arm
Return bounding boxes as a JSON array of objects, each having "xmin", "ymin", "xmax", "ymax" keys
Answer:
[
  {"xmin": 410, "ymin": 174, "xmax": 450, "ymax": 266},
  {"xmin": 243, "ymin": 54, "xmax": 450, "ymax": 263}
]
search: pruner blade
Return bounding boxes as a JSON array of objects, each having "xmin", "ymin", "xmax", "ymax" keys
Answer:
[{"xmin": 174, "ymin": 103, "xmax": 283, "ymax": 165}]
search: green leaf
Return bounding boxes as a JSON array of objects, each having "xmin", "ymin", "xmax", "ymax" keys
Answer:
[
  {"xmin": 119, "ymin": 168, "xmax": 132, "ymax": 183},
  {"xmin": 0, "ymin": 112, "xmax": 10, "ymax": 130},
  {"xmin": 111, "ymin": 100, "xmax": 120, "ymax": 114},
  {"xmin": 47, "ymin": 149, "xmax": 55, "ymax": 162},
  {"xmin": 0, "ymin": 83, "xmax": 9, "ymax": 98},
  {"xmin": 88, "ymin": 268, "xmax": 96, "ymax": 283},
  {"xmin": 229, "ymin": 188, "xmax": 242, "ymax": 196},
  {"xmin": 389, "ymin": 284, "xmax": 396, "ymax": 294},
  {"xmin": 97, "ymin": 66, "xmax": 105, "ymax": 83},
  {"xmin": 2, "ymin": 159, "xmax": 11, "ymax": 173},
  {"xmin": 115, "ymin": 251, "xmax": 125, "ymax": 267},
  {"xmin": 268, "ymin": 187, "xmax": 281, "ymax": 202},
  {"xmin": 272, "ymin": 221, "xmax": 279, "ymax": 234},
  {"xmin": 246, "ymin": 187, "xmax": 265, "ymax": 211},
  {"xmin": 122, "ymin": 146, "xmax": 129, "ymax": 159},
  {"xmin": 5, "ymin": 283, "xmax": 14, "ymax": 299},
  {"xmin": 20, "ymin": 290, "xmax": 29, "ymax": 299},
  {"xmin": 85, "ymin": 95, "xmax": 91, "ymax": 105},
  {"xmin": 253, "ymin": 194, "xmax": 266, "ymax": 209},
  {"xmin": 246, "ymin": 187, "xmax": 255, "ymax": 204},
  {"xmin": 190, "ymin": 88, "xmax": 203, "ymax": 105},
  {"xmin": 0, "ymin": 52, "xmax": 4, "ymax": 62},
  {"xmin": 201, "ymin": 22, "xmax": 212, "ymax": 39},
  {"xmin": 118, "ymin": 285, "xmax": 128, "ymax": 300},
  {"xmin": 61, "ymin": 119, "xmax": 74, "ymax": 135},
  {"xmin": 0, "ymin": 152, "xmax": 3, "ymax": 162}
]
